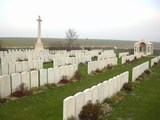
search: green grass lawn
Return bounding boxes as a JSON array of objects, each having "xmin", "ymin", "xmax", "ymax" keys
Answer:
[
  {"xmin": 43, "ymin": 62, "xmax": 53, "ymax": 69},
  {"xmin": 0, "ymin": 57, "xmax": 154, "ymax": 120},
  {"xmin": 102, "ymin": 65, "xmax": 160, "ymax": 120}
]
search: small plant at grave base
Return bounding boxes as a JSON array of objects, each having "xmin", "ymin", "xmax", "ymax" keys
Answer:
[
  {"xmin": 31, "ymin": 87, "xmax": 41, "ymax": 93},
  {"xmin": 91, "ymin": 70, "xmax": 95, "ymax": 74},
  {"xmin": 136, "ymin": 75, "xmax": 145, "ymax": 82},
  {"xmin": 39, "ymin": 86, "xmax": 49, "ymax": 91},
  {"xmin": 67, "ymin": 115, "xmax": 77, "ymax": 120},
  {"xmin": 107, "ymin": 64, "xmax": 113, "ymax": 70},
  {"xmin": 104, "ymin": 93, "xmax": 124, "ymax": 107},
  {"xmin": 59, "ymin": 76, "xmax": 70, "ymax": 84},
  {"xmin": 154, "ymin": 62, "xmax": 158, "ymax": 66},
  {"xmin": 45, "ymin": 83, "xmax": 57, "ymax": 89},
  {"xmin": 123, "ymin": 82, "xmax": 133, "ymax": 92},
  {"xmin": 125, "ymin": 59, "xmax": 130, "ymax": 64},
  {"xmin": 117, "ymin": 91, "xmax": 127, "ymax": 97},
  {"xmin": 51, "ymin": 83, "xmax": 57, "ymax": 87},
  {"xmin": 11, "ymin": 83, "xmax": 33, "ymax": 98},
  {"xmin": 101, "ymin": 103, "xmax": 114, "ymax": 116},
  {"xmin": 142, "ymin": 73, "xmax": 148, "ymax": 79},
  {"xmin": 141, "ymin": 55, "xmax": 144, "ymax": 59},
  {"xmin": 74, "ymin": 70, "xmax": 82, "ymax": 80},
  {"xmin": 144, "ymin": 69, "xmax": 152, "ymax": 75},
  {"xmin": 0, "ymin": 98, "xmax": 7, "ymax": 103},
  {"xmin": 134, "ymin": 56, "xmax": 137, "ymax": 61},
  {"xmin": 79, "ymin": 100, "xmax": 102, "ymax": 120},
  {"xmin": 95, "ymin": 69, "xmax": 102, "ymax": 73},
  {"xmin": 103, "ymin": 97, "xmax": 116, "ymax": 107},
  {"xmin": 111, "ymin": 95, "xmax": 123, "ymax": 105}
]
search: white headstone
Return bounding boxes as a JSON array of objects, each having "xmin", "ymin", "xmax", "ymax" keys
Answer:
[
  {"xmin": 30, "ymin": 70, "xmax": 39, "ymax": 88},
  {"xmin": 97, "ymin": 83, "xmax": 104, "ymax": 102},
  {"xmin": 91, "ymin": 86, "xmax": 99, "ymax": 103},
  {"xmin": 28, "ymin": 61, "xmax": 34, "ymax": 70},
  {"xmin": 1, "ymin": 62, "xmax": 8, "ymax": 75},
  {"xmin": 83, "ymin": 88, "xmax": 92, "ymax": 104},
  {"xmin": 74, "ymin": 92, "xmax": 85, "ymax": 118},
  {"xmin": 63, "ymin": 96, "xmax": 76, "ymax": 120},
  {"xmin": 21, "ymin": 72, "xmax": 30, "ymax": 89},
  {"xmin": 54, "ymin": 67, "xmax": 60, "ymax": 83},
  {"xmin": 11, "ymin": 73, "xmax": 21, "ymax": 93},
  {"xmin": 103, "ymin": 81, "xmax": 109, "ymax": 99},
  {"xmin": 9, "ymin": 62, "xmax": 15, "ymax": 74},
  {"xmin": 48, "ymin": 68, "xmax": 55, "ymax": 84},
  {"xmin": 22, "ymin": 61, "xmax": 28, "ymax": 71},
  {"xmin": 38, "ymin": 60, "xmax": 43, "ymax": 70},
  {"xmin": 40, "ymin": 69, "xmax": 47, "ymax": 85},
  {"xmin": 15, "ymin": 62, "xmax": 22, "ymax": 73},
  {"xmin": 33, "ymin": 60, "xmax": 38, "ymax": 69},
  {"xmin": 0, "ymin": 75, "xmax": 11, "ymax": 98},
  {"xmin": 108, "ymin": 79, "xmax": 113, "ymax": 98}
]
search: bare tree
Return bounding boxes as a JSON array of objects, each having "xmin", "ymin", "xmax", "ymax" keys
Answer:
[{"xmin": 65, "ymin": 29, "xmax": 78, "ymax": 47}]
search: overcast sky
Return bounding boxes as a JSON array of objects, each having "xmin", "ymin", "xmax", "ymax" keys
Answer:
[{"xmin": 0, "ymin": 0, "xmax": 160, "ymax": 41}]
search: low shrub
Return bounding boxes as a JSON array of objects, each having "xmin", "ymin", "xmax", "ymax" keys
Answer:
[
  {"xmin": 59, "ymin": 76, "xmax": 70, "ymax": 84},
  {"xmin": 123, "ymin": 82, "xmax": 133, "ymax": 91},
  {"xmin": 0, "ymin": 98, "xmax": 7, "ymax": 103},
  {"xmin": 95, "ymin": 69, "xmax": 102, "ymax": 73},
  {"xmin": 112, "ymin": 95, "xmax": 123, "ymax": 105},
  {"xmin": 107, "ymin": 64, "xmax": 113, "ymax": 70},
  {"xmin": 11, "ymin": 83, "xmax": 33, "ymax": 97},
  {"xmin": 12, "ymin": 91, "xmax": 25, "ymax": 97},
  {"xmin": 31, "ymin": 87, "xmax": 41, "ymax": 93},
  {"xmin": 45, "ymin": 83, "xmax": 57, "ymax": 89},
  {"xmin": 39, "ymin": 86, "xmax": 49, "ymax": 91},
  {"xmin": 141, "ymin": 55, "xmax": 144, "ymax": 59},
  {"xmin": 103, "ymin": 95, "xmax": 123, "ymax": 107},
  {"xmin": 154, "ymin": 62, "xmax": 158, "ymax": 66},
  {"xmin": 117, "ymin": 91, "xmax": 127, "ymax": 97},
  {"xmin": 67, "ymin": 115, "xmax": 77, "ymax": 120},
  {"xmin": 136, "ymin": 76, "xmax": 144, "ymax": 82},
  {"xmin": 125, "ymin": 59, "xmax": 130, "ymax": 64},
  {"xmin": 101, "ymin": 103, "xmax": 113, "ymax": 115},
  {"xmin": 144, "ymin": 69, "xmax": 152, "ymax": 75},
  {"xmin": 79, "ymin": 101, "xmax": 102, "ymax": 120},
  {"xmin": 134, "ymin": 56, "xmax": 137, "ymax": 60},
  {"xmin": 103, "ymin": 98, "xmax": 114, "ymax": 105},
  {"xmin": 74, "ymin": 70, "xmax": 82, "ymax": 80}
]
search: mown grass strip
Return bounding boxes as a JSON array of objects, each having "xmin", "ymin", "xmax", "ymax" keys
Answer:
[
  {"xmin": 102, "ymin": 65, "xmax": 160, "ymax": 120},
  {"xmin": 0, "ymin": 57, "xmax": 152, "ymax": 120}
]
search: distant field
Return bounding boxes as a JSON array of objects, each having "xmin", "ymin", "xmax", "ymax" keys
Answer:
[{"xmin": 0, "ymin": 37, "xmax": 160, "ymax": 50}]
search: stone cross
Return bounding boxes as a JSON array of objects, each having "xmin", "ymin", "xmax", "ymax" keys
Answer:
[
  {"xmin": 35, "ymin": 15, "xmax": 44, "ymax": 52},
  {"xmin": 37, "ymin": 16, "xmax": 42, "ymax": 43}
]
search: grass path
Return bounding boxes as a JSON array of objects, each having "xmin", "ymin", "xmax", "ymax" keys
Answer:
[
  {"xmin": 102, "ymin": 65, "xmax": 160, "ymax": 120},
  {"xmin": 0, "ymin": 57, "xmax": 153, "ymax": 120}
]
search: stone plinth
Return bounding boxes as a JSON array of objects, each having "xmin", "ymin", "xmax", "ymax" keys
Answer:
[{"xmin": 35, "ymin": 42, "xmax": 44, "ymax": 52}]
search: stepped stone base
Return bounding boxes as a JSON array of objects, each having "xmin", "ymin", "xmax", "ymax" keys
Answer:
[{"xmin": 35, "ymin": 42, "xmax": 44, "ymax": 52}]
